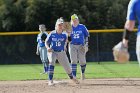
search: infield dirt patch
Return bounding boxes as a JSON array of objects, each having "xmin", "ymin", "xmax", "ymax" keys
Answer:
[{"xmin": 0, "ymin": 78, "xmax": 140, "ymax": 93}]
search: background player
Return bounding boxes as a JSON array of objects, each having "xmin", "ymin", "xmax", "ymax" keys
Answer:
[
  {"xmin": 69, "ymin": 14, "xmax": 89, "ymax": 80},
  {"xmin": 36, "ymin": 24, "xmax": 49, "ymax": 74},
  {"xmin": 122, "ymin": 0, "xmax": 140, "ymax": 66},
  {"xmin": 45, "ymin": 17, "xmax": 79, "ymax": 86}
]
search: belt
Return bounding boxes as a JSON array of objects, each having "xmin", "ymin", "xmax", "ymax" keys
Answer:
[
  {"xmin": 71, "ymin": 42, "xmax": 83, "ymax": 45},
  {"xmin": 72, "ymin": 43, "xmax": 81, "ymax": 45},
  {"xmin": 53, "ymin": 50, "xmax": 63, "ymax": 52}
]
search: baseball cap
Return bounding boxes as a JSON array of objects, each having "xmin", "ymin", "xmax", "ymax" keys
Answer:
[
  {"xmin": 56, "ymin": 18, "xmax": 64, "ymax": 25},
  {"xmin": 71, "ymin": 14, "xmax": 78, "ymax": 20}
]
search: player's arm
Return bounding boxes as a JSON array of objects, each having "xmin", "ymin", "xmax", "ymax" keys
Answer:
[
  {"xmin": 83, "ymin": 25, "xmax": 89, "ymax": 45},
  {"xmin": 68, "ymin": 32, "xmax": 72, "ymax": 42},
  {"xmin": 36, "ymin": 34, "xmax": 40, "ymax": 55},
  {"xmin": 68, "ymin": 36, "xmax": 71, "ymax": 42},
  {"xmin": 122, "ymin": 0, "xmax": 136, "ymax": 47},
  {"xmin": 64, "ymin": 34, "xmax": 69, "ymax": 51},
  {"xmin": 45, "ymin": 33, "xmax": 53, "ymax": 52},
  {"xmin": 36, "ymin": 43, "xmax": 39, "ymax": 55},
  {"xmin": 122, "ymin": 20, "xmax": 135, "ymax": 47}
]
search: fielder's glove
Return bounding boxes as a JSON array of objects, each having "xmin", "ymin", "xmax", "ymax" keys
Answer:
[
  {"xmin": 41, "ymin": 33, "xmax": 47, "ymax": 41},
  {"xmin": 80, "ymin": 42, "xmax": 89, "ymax": 53},
  {"xmin": 63, "ymin": 22, "xmax": 72, "ymax": 34},
  {"xmin": 112, "ymin": 41, "xmax": 130, "ymax": 63}
]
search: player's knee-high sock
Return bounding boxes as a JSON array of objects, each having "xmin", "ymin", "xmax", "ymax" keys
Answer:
[
  {"xmin": 71, "ymin": 64, "xmax": 77, "ymax": 77},
  {"xmin": 48, "ymin": 65, "xmax": 54, "ymax": 80},
  {"xmin": 68, "ymin": 73, "xmax": 73, "ymax": 79},
  {"xmin": 46, "ymin": 65, "xmax": 49, "ymax": 72},
  {"xmin": 80, "ymin": 64, "xmax": 86, "ymax": 74},
  {"xmin": 45, "ymin": 62, "xmax": 49, "ymax": 72},
  {"xmin": 43, "ymin": 62, "xmax": 48, "ymax": 72}
]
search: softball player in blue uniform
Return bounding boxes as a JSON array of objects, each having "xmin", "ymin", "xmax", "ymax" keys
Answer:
[
  {"xmin": 69, "ymin": 14, "xmax": 89, "ymax": 80},
  {"xmin": 45, "ymin": 18, "xmax": 79, "ymax": 86},
  {"xmin": 36, "ymin": 24, "xmax": 49, "ymax": 74},
  {"xmin": 122, "ymin": 0, "xmax": 140, "ymax": 66}
]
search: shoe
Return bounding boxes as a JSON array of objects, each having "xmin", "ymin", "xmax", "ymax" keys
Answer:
[
  {"xmin": 40, "ymin": 72, "xmax": 48, "ymax": 75},
  {"xmin": 81, "ymin": 73, "xmax": 85, "ymax": 80},
  {"xmin": 71, "ymin": 78, "xmax": 79, "ymax": 84},
  {"xmin": 48, "ymin": 80, "xmax": 54, "ymax": 86}
]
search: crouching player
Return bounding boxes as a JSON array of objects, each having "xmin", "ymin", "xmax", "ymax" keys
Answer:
[{"xmin": 45, "ymin": 17, "xmax": 79, "ymax": 86}]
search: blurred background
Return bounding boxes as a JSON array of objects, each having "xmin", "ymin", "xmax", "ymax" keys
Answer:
[{"xmin": 0, "ymin": 0, "xmax": 137, "ymax": 64}]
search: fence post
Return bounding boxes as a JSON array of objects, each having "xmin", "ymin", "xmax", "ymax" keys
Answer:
[{"xmin": 96, "ymin": 33, "xmax": 100, "ymax": 64}]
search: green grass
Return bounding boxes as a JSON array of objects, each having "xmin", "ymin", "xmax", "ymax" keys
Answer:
[{"xmin": 0, "ymin": 62, "xmax": 140, "ymax": 81}]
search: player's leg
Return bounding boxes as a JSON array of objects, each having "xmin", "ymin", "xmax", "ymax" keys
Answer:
[
  {"xmin": 136, "ymin": 35, "xmax": 140, "ymax": 67},
  {"xmin": 39, "ymin": 47, "xmax": 46, "ymax": 73},
  {"xmin": 40, "ymin": 47, "xmax": 48, "ymax": 74},
  {"xmin": 69, "ymin": 44, "xmax": 78, "ymax": 77},
  {"xmin": 57, "ymin": 51, "xmax": 79, "ymax": 84},
  {"xmin": 57, "ymin": 51, "xmax": 73, "ymax": 77},
  {"xmin": 42, "ymin": 47, "xmax": 49, "ymax": 73},
  {"xmin": 47, "ymin": 52, "xmax": 56, "ymax": 85},
  {"xmin": 78, "ymin": 45, "xmax": 87, "ymax": 80}
]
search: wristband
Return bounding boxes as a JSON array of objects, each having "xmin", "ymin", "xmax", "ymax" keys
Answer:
[{"xmin": 123, "ymin": 29, "xmax": 131, "ymax": 40}]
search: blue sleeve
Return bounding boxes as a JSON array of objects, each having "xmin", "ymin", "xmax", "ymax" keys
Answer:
[{"xmin": 126, "ymin": 0, "xmax": 136, "ymax": 20}]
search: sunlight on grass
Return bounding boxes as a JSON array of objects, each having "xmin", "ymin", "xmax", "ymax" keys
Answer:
[{"xmin": 0, "ymin": 62, "xmax": 140, "ymax": 80}]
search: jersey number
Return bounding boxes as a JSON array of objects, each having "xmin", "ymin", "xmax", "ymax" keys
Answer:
[
  {"xmin": 73, "ymin": 34, "xmax": 79, "ymax": 39},
  {"xmin": 56, "ymin": 42, "xmax": 61, "ymax": 46}
]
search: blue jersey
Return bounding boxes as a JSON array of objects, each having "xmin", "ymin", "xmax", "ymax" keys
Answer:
[
  {"xmin": 127, "ymin": 0, "xmax": 140, "ymax": 33},
  {"xmin": 37, "ymin": 32, "xmax": 48, "ymax": 47},
  {"xmin": 46, "ymin": 30, "xmax": 67, "ymax": 51},
  {"xmin": 70, "ymin": 24, "xmax": 89, "ymax": 45}
]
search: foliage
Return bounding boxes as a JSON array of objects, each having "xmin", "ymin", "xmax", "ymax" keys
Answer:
[{"xmin": 0, "ymin": 0, "xmax": 130, "ymax": 31}]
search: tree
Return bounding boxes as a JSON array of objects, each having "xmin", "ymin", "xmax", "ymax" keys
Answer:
[{"xmin": 0, "ymin": 0, "xmax": 27, "ymax": 31}]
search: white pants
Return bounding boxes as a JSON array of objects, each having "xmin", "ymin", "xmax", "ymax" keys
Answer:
[
  {"xmin": 136, "ymin": 35, "xmax": 140, "ymax": 66},
  {"xmin": 47, "ymin": 51, "xmax": 72, "ymax": 74},
  {"xmin": 39, "ymin": 47, "xmax": 48, "ymax": 63},
  {"xmin": 69, "ymin": 44, "xmax": 86, "ymax": 65}
]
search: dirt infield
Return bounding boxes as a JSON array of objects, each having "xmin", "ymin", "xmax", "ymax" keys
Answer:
[{"xmin": 0, "ymin": 78, "xmax": 140, "ymax": 93}]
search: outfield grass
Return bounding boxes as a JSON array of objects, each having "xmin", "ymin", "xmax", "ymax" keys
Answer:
[{"xmin": 0, "ymin": 62, "xmax": 140, "ymax": 81}]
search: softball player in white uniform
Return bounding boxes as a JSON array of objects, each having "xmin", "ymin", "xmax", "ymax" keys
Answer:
[
  {"xmin": 45, "ymin": 18, "xmax": 79, "ymax": 86},
  {"xmin": 69, "ymin": 14, "xmax": 89, "ymax": 80},
  {"xmin": 36, "ymin": 24, "xmax": 49, "ymax": 74}
]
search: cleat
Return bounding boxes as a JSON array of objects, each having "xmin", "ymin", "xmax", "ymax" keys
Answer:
[
  {"xmin": 48, "ymin": 80, "xmax": 54, "ymax": 86},
  {"xmin": 71, "ymin": 78, "xmax": 80, "ymax": 84},
  {"xmin": 81, "ymin": 73, "xmax": 85, "ymax": 80},
  {"xmin": 40, "ymin": 71, "xmax": 48, "ymax": 75}
]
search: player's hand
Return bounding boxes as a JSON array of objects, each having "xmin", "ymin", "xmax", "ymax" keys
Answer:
[
  {"xmin": 36, "ymin": 51, "xmax": 39, "ymax": 55},
  {"xmin": 122, "ymin": 39, "xmax": 128, "ymax": 48},
  {"xmin": 80, "ymin": 45, "xmax": 86, "ymax": 53},
  {"xmin": 47, "ymin": 48, "xmax": 53, "ymax": 52}
]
